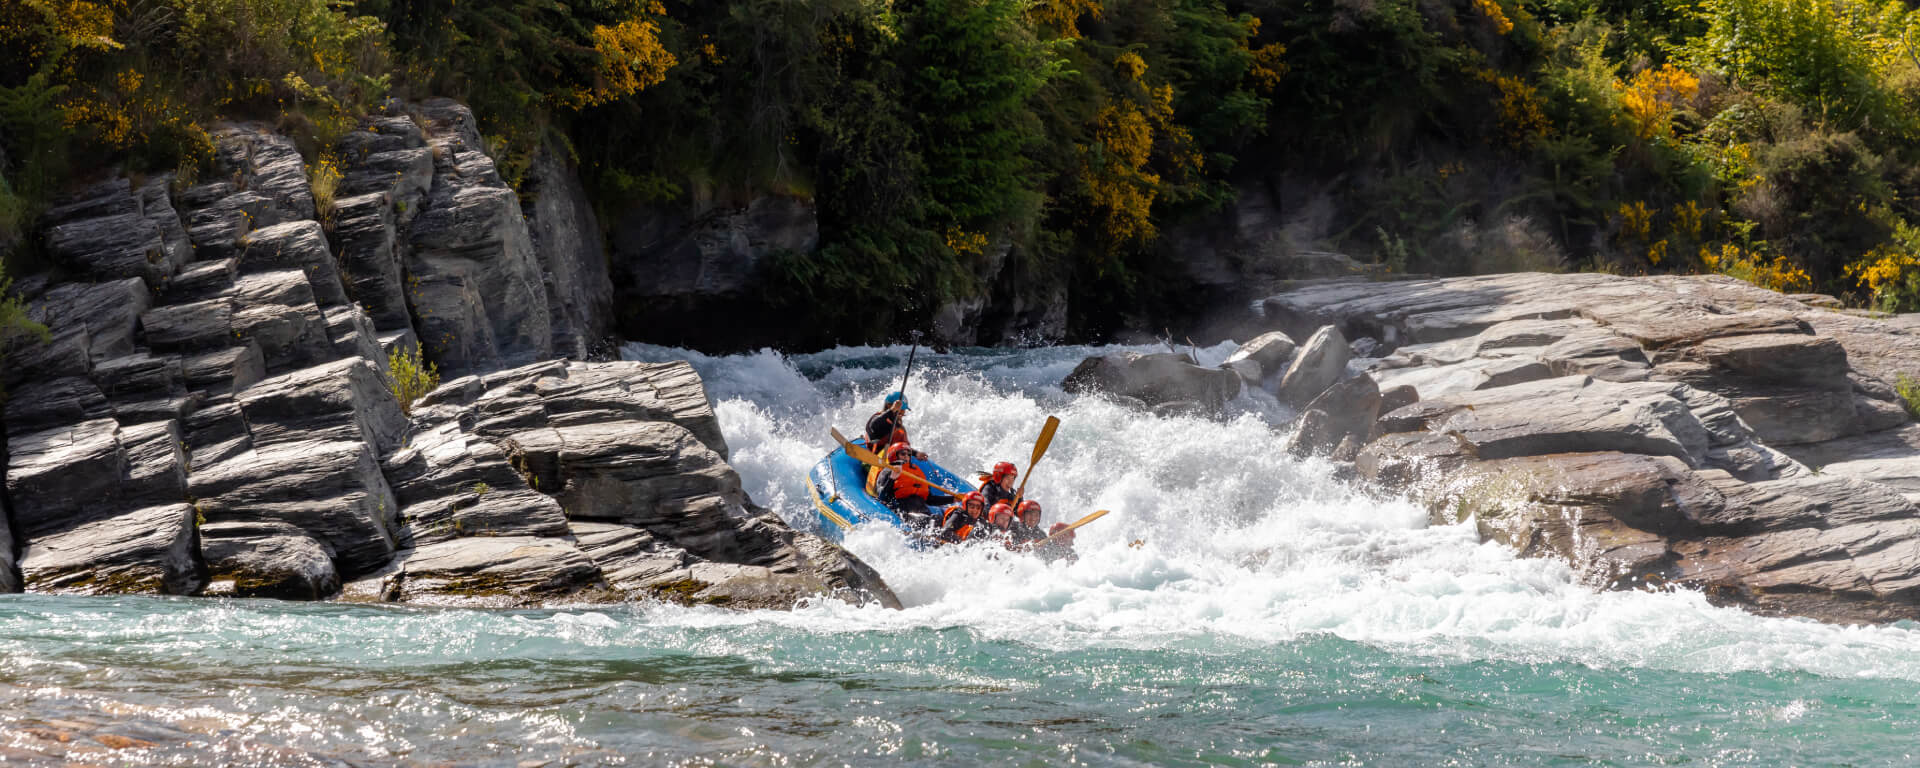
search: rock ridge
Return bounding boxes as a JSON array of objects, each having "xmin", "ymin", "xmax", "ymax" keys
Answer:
[
  {"xmin": 1240, "ymin": 272, "xmax": 1920, "ymax": 624},
  {"xmin": 1, "ymin": 101, "xmax": 896, "ymax": 610}
]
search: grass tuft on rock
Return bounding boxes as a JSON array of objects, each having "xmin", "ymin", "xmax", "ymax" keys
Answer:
[{"xmin": 386, "ymin": 344, "xmax": 440, "ymax": 416}]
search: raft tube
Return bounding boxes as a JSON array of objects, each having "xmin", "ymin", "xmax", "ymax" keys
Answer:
[{"xmin": 805, "ymin": 440, "xmax": 977, "ymax": 542}]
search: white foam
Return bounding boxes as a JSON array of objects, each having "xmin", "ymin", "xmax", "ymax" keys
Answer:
[{"xmin": 620, "ymin": 341, "xmax": 1920, "ymax": 682}]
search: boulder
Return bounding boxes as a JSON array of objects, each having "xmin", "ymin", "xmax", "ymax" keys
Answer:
[
  {"xmin": 200, "ymin": 521, "xmax": 340, "ymax": 600},
  {"xmin": 1061, "ymin": 351, "xmax": 1241, "ymax": 413},
  {"xmin": 1287, "ymin": 373, "xmax": 1381, "ymax": 457},
  {"xmin": 1222, "ymin": 331, "xmax": 1296, "ymax": 383},
  {"xmin": 1276, "ymin": 325, "xmax": 1351, "ymax": 405}
]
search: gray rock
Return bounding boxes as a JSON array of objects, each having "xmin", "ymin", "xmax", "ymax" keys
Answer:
[
  {"xmin": 236, "ymin": 357, "xmax": 406, "ymax": 454},
  {"xmin": 44, "ymin": 200, "xmax": 173, "ymax": 288},
  {"xmin": 141, "ymin": 299, "xmax": 235, "ymax": 352},
  {"xmin": 1384, "ymin": 376, "xmax": 1713, "ymax": 464},
  {"xmin": 212, "ymin": 126, "xmax": 316, "ymax": 222},
  {"xmin": 384, "ymin": 537, "xmax": 606, "ymax": 603},
  {"xmin": 1287, "ymin": 373, "xmax": 1381, "ymax": 457},
  {"xmin": 19, "ymin": 504, "xmax": 203, "ymax": 595},
  {"xmin": 161, "ymin": 252, "xmax": 237, "ymax": 300},
  {"xmin": 1276, "ymin": 325, "xmax": 1351, "ymax": 405},
  {"xmin": 200, "ymin": 521, "xmax": 340, "ymax": 600},
  {"xmin": 5, "ymin": 419, "xmax": 126, "ymax": 537},
  {"xmin": 1062, "ymin": 352, "xmax": 1241, "ymax": 413},
  {"xmin": 188, "ymin": 437, "xmax": 400, "ymax": 579},
  {"xmin": 523, "ymin": 145, "xmax": 615, "ymax": 357},
  {"xmin": 182, "ymin": 342, "xmax": 266, "ymax": 397},
  {"xmin": 1222, "ymin": 331, "xmax": 1296, "ymax": 383},
  {"xmin": 2, "ymin": 377, "xmax": 109, "ymax": 435},
  {"xmin": 29, "ymin": 278, "xmax": 151, "ymax": 364},
  {"xmin": 239, "ymin": 221, "xmax": 350, "ymax": 307},
  {"xmin": 136, "ymin": 175, "xmax": 193, "ymax": 269},
  {"xmin": 0, "ymin": 495, "xmax": 16, "ymax": 593},
  {"xmin": 230, "ymin": 271, "xmax": 335, "ymax": 371}
]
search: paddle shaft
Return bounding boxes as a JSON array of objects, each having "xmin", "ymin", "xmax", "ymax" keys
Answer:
[
  {"xmin": 830, "ymin": 427, "xmax": 964, "ymax": 498},
  {"xmin": 898, "ymin": 330, "xmax": 922, "ymax": 400},
  {"xmin": 1038, "ymin": 509, "xmax": 1108, "ymax": 546}
]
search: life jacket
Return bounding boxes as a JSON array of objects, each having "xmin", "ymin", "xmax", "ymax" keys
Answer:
[{"xmin": 891, "ymin": 465, "xmax": 931, "ymax": 500}]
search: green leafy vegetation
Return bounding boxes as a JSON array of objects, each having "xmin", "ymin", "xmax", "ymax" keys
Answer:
[
  {"xmin": 10, "ymin": 0, "xmax": 1920, "ymax": 341},
  {"xmin": 385, "ymin": 343, "xmax": 439, "ymax": 415},
  {"xmin": 1898, "ymin": 374, "xmax": 1920, "ymax": 419}
]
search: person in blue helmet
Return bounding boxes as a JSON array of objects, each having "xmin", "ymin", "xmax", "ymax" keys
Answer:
[{"xmin": 865, "ymin": 391, "xmax": 911, "ymax": 447}]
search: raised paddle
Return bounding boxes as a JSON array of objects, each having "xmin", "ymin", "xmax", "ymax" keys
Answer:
[
  {"xmin": 830, "ymin": 427, "xmax": 964, "ymax": 498},
  {"xmin": 1037, "ymin": 509, "xmax": 1108, "ymax": 546},
  {"xmin": 897, "ymin": 330, "xmax": 923, "ymax": 401},
  {"xmin": 1009, "ymin": 415, "xmax": 1061, "ymax": 509}
]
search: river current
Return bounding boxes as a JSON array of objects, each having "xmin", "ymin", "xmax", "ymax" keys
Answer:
[{"xmin": 3, "ymin": 344, "xmax": 1919, "ymax": 765}]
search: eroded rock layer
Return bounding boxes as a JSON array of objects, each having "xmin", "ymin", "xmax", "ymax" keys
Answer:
[
  {"xmin": 1257, "ymin": 273, "xmax": 1920, "ymax": 624},
  {"xmin": 1, "ymin": 102, "xmax": 895, "ymax": 610}
]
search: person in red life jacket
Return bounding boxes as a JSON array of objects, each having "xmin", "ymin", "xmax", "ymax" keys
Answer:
[
  {"xmin": 1006, "ymin": 499, "xmax": 1048, "ymax": 548},
  {"xmin": 865, "ymin": 392, "xmax": 910, "ymax": 447},
  {"xmin": 976, "ymin": 461, "xmax": 1019, "ymax": 508},
  {"xmin": 1036, "ymin": 520, "xmax": 1079, "ymax": 563},
  {"xmin": 939, "ymin": 492, "xmax": 989, "ymax": 544},
  {"xmin": 969, "ymin": 502, "xmax": 1017, "ymax": 543},
  {"xmin": 874, "ymin": 442, "xmax": 953, "ymax": 530}
]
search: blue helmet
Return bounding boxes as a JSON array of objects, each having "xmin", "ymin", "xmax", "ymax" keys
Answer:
[{"xmin": 885, "ymin": 391, "xmax": 910, "ymax": 411}]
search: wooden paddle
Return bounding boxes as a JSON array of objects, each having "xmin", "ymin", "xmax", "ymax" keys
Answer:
[
  {"xmin": 1009, "ymin": 415, "xmax": 1061, "ymax": 510},
  {"xmin": 1037, "ymin": 509, "xmax": 1108, "ymax": 546},
  {"xmin": 830, "ymin": 427, "xmax": 965, "ymax": 498}
]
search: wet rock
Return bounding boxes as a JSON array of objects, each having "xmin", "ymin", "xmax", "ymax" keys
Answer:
[
  {"xmin": 200, "ymin": 521, "xmax": 340, "ymax": 600},
  {"xmin": 19, "ymin": 504, "xmax": 202, "ymax": 595},
  {"xmin": 382, "ymin": 537, "xmax": 606, "ymax": 603},
  {"xmin": 1276, "ymin": 325, "xmax": 1350, "ymax": 405},
  {"xmin": 1222, "ymin": 331, "xmax": 1296, "ymax": 383},
  {"xmin": 1287, "ymin": 373, "xmax": 1381, "ymax": 457},
  {"xmin": 1062, "ymin": 351, "xmax": 1241, "ymax": 413}
]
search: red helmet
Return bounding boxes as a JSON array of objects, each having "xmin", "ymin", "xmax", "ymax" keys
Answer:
[
  {"xmin": 992, "ymin": 461, "xmax": 1018, "ymax": 481},
  {"xmin": 962, "ymin": 492, "xmax": 987, "ymax": 513},
  {"xmin": 987, "ymin": 502, "xmax": 1015, "ymax": 528},
  {"xmin": 885, "ymin": 442, "xmax": 914, "ymax": 465},
  {"xmin": 1016, "ymin": 499, "xmax": 1042, "ymax": 525},
  {"xmin": 891, "ymin": 427, "xmax": 909, "ymax": 445}
]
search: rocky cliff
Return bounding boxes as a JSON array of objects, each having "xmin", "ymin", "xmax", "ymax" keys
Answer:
[
  {"xmin": 1252, "ymin": 273, "xmax": 1920, "ymax": 625},
  {"xmin": 0, "ymin": 101, "xmax": 895, "ymax": 609}
]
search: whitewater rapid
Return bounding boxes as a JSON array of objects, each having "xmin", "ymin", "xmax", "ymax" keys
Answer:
[
  {"xmin": 6, "ymin": 343, "xmax": 1920, "ymax": 765},
  {"xmin": 621, "ymin": 343, "xmax": 1920, "ymax": 681}
]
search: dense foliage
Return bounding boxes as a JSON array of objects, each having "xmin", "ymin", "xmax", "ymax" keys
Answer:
[{"xmin": 11, "ymin": 0, "xmax": 1920, "ymax": 337}]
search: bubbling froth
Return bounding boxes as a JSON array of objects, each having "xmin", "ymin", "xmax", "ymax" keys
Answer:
[{"xmin": 621, "ymin": 342, "xmax": 1920, "ymax": 681}]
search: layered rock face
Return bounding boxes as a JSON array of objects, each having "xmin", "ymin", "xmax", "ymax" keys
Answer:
[
  {"xmin": 1, "ymin": 102, "xmax": 894, "ymax": 609},
  {"xmin": 1250, "ymin": 272, "xmax": 1920, "ymax": 624}
]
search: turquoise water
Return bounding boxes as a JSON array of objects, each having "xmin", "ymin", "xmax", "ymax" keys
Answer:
[{"xmin": 5, "ymin": 345, "xmax": 1920, "ymax": 766}]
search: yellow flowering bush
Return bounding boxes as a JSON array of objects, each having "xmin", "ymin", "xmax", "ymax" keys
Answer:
[{"xmin": 1701, "ymin": 243, "xmax": 1812, "ymax": 292}]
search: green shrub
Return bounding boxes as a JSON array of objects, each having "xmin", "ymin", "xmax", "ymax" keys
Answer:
[
  {"xmin": 386, "ymin": 343, "xmax": 440, "ymax": 416},
  {"xmin": 1897, "ymin": 374, "xmax": 1920, "ymax": 419}
]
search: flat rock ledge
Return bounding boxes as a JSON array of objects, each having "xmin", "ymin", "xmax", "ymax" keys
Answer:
[
  {"xmin": 1246, "ymin": 272, "xmax": 1920, "ymax": 625},
  {"xmin": 1, "ymin": 103, "xmax": 894, "ymax": 611}
]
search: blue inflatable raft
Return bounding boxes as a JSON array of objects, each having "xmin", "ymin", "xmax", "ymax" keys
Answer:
[{"xmin": 805, "ymin": 439, "xmax": 977, "ymax": 541}]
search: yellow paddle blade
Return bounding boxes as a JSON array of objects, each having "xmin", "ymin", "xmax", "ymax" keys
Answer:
[{"xmin": 1012, "ymin": 415, "xmax": 1062, "ymax": 506}]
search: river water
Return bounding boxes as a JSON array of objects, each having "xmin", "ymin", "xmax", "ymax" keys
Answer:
[{"xmin": 3, "ymin": 344, "xmax": 1919, "ymax": 765}]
